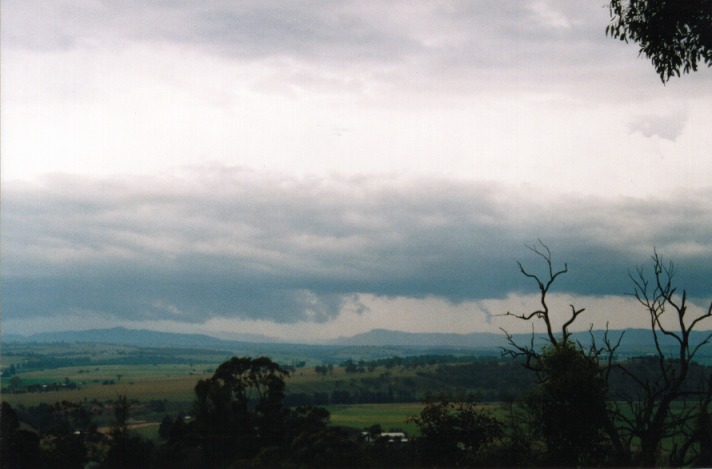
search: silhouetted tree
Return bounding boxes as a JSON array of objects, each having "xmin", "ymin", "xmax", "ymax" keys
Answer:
[
  {"xmin": 154, "ymin": 416, "xmax": 203, "ymax": 469},
  {"xmin": 527, "ymin": 344, "xmax": 612, "ymax": 466},
  {"xmin": 39, "ymin": 401, "xmax": 96, "ymax": 469},
  {"xmin": 42, "ymin": 432, "xmax": 87, "ymax": 469},
  {"xmin": 104, "ymin": 435, "xmax": 154, "ymax": 469},
  {"xmin": 155, "ymin": 356, "xmax": 349, "ymax": 468},
  {"xmin": 409, "ymin": 391, "xmax": 503, "ymax": 467},
  {"xmin": 1, "ymin": 402, "xmax": 42, "ymax": 469},
  {"xmin": 607, "ymin": 0, "xmax": 712, "ymax": 81},
  {"xmin": 105, "ymin": 395, "xmax": 154, "ymax": 469},
  {"xmin": 612, "ymin": 251, "xmax": 712, "ymax": 467},
  {"xmin": 503, "ymin": 243, "xmax": 712, "ymax": 467},
  {"xmin": 501, "ymin": 242, "xmax": 625, "ymax": 466},
  {"xmin": 189, "ymin": 356, "xmax": 291, "ymax": 466},
  {"xmin": 157, "ymin": 414, "xmax": 174, "ymax": 440},
  {"xmin": 111, "ymin": 395, "xmax": 132, "ymax": 438},
  {"xmin": 290, "ymin": 427, "xmax": 364, "ymax": 468},
  {"xmin": 692, "ymin": 402, "xmax": 712, "ymax": 466}
]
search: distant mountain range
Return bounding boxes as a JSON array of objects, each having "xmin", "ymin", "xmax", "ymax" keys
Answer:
[
  {"xmin": 332, "ymin": 328, "xmax": 711, "ymax": 356},
  {"xmin": 333, "ymin": 329, "xmax": 506, "ymax": 348},
  {"xmin": 3, "ymin": 326, "xmax": 710, "ymax": 357},
  {"xmin": 1, "ymin": 327, "xmax": 280, "ymax": 349}
]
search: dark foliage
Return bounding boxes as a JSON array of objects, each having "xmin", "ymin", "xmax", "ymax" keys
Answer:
[
  {"xmin": 502, "ymin": 243, "xmax": 712, "ymax": 467},
  {"xmin": 607, "ymin": 0, "xmax": 712, "ymax": 81},
  {"xmin": 1, "ymin": 402, "xmax": 43, "ymax": 469},
  {"xmin": 408, "ymin": 392, "xmax": 503, "ymax": 468},
  {"xmin": 527, "ymin": 344, "xmax": 612, "ymax": 466},
  {"xmin": 152, "ymin": 356, "xmax": 355, "ymax": 468}
]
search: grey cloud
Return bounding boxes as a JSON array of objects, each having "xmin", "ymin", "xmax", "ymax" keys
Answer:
[
  {"xmin": 3, "ymin": 169, "xmax": 711, "ymax": 324},
  {"xmin": 186, "ymin": 5, "xmax": 421, "ymax": 62},
  {"xmin": 2, "ymin": 0, "xmax": 653, "ymax": 97},
  {"xmin": 2, "ymin": 0, "xmax": 422, "ymax": 61}
]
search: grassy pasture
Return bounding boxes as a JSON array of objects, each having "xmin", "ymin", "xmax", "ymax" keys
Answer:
[
  {"xmin": 1, "ymin": 361, "xmax": 433, "ymax": 437},
  {"xmin": 1, "ymin": 362, "xmax": 426, "ymax": 406},
  {"xmin": 127, "ymin": 422, "xmax": 162, "ymax": 441},
  {"xmin": 12, "ymin": 363, "xmax": 211, "ymax": 383},
  {"xmin": 327, "ymin": 403, "xmax": 422, "ymax": 435},
  {"xmin": 2, "ymin": 364, "xmax": 212, "ymax": 406},
  {"xmin": 121, "ymin": 403, "xmax": 427, "ymax": 441}
]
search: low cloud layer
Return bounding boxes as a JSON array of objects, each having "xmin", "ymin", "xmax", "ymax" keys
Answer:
[{"xmin": 3, "ymin": 169, "xmax": 711, "ymax": 326}]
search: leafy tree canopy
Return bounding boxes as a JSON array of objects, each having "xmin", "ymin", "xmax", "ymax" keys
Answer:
[
  {"xmin": 409, "ymin": 392, "xmax": 503, "ymax": 467},
  {"xmin": 607, "ymin": 0, "xmax": 712, "ymax": 82}
]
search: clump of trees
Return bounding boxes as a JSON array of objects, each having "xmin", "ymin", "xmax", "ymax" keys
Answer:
[
  {"xmin": 501, "ymin": 243, "xmax": 712, "ymax": 467},
  {"xmin": 155, "ymin": 356, "xmax": 363, "ymax": 468},
  {"xmin": 1, "ymin": 401, "xmax": 45, "ymax": 468},
  {"xmin": 104, "ymin": 395, "xmax": 155, "ymax": 469},
  {"xmin": 1, "ymin": 400, "xmax": 98, "ymax": 469},
  {"xmin": 408, "ymin": 392, "xmax": 502, "ymax": 467}
]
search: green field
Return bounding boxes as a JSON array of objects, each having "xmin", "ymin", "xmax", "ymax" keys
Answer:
[
  {"xmin": 1, "ymin": 356, "xmax": 438, "ymax": 439},
  {"xmin": 1, "ymin": 359, "xmax": 424, "ymax": 432},
  {"xmin": 327, "ymin": 403, "xmax": 422, "ymax": 434},
  {"xmin": 2, "ymin": 364, "xmax": 211, "ymax": 406},
  {"xmin": 117, "ymin": 403, "xmax": 425, "ymax": 442}
]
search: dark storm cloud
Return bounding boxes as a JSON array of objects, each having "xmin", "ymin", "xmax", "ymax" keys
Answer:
[{"xmin": 3, "ymin": 169, "xmax": 711, "ymax": 324}]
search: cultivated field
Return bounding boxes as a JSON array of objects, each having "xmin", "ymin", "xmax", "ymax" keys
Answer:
[{"xmin": 1, "ymin": 358, "xmax": 433, "ymax": 437}]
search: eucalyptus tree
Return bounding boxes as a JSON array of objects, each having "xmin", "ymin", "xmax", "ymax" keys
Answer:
[
  {"xmin": 191, "ymin": 356, "xmax": 291, "ymax": 466},
  {"xmin": 607, "ymin": 0, "xmax": 712, "ymax": 82}
]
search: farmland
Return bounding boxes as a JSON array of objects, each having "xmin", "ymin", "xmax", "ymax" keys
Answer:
[
  {"xmin": 2, "ymin": 332, "xmax": 711, "ymax": 468},
  {"xmin": 0, "ymin": 340, "xmax": 529, "ymax": 437}
]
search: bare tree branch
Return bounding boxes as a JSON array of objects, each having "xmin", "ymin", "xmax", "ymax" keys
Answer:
[{"xmin": 620, "ymin": 250, "xmax": 712, "ymax": 466}]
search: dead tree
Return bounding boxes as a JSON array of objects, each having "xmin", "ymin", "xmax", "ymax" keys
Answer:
[
  {"xmin": 502, "ymin": 244, "xmax": 712, "ymax": 466},
  {"xmin": 500, "ymin": 241, "xmax": 626, "ymax": 465},
  {"xmin": 615, "ymin": 250, "xmax": 712, "ymax": 467},
  {"xmin": 501, "ymin": 242, "xmax": 584, "ymax": 361}
]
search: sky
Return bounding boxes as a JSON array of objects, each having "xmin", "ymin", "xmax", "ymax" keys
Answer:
[{"xmin": 2, "ymin": 0, "xmax": 711, "ymax": 343}]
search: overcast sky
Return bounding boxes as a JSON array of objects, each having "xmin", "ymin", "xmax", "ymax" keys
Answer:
[{"xmin": 2, "ymin": 1, "xmax": 711, "ymax": 342}]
